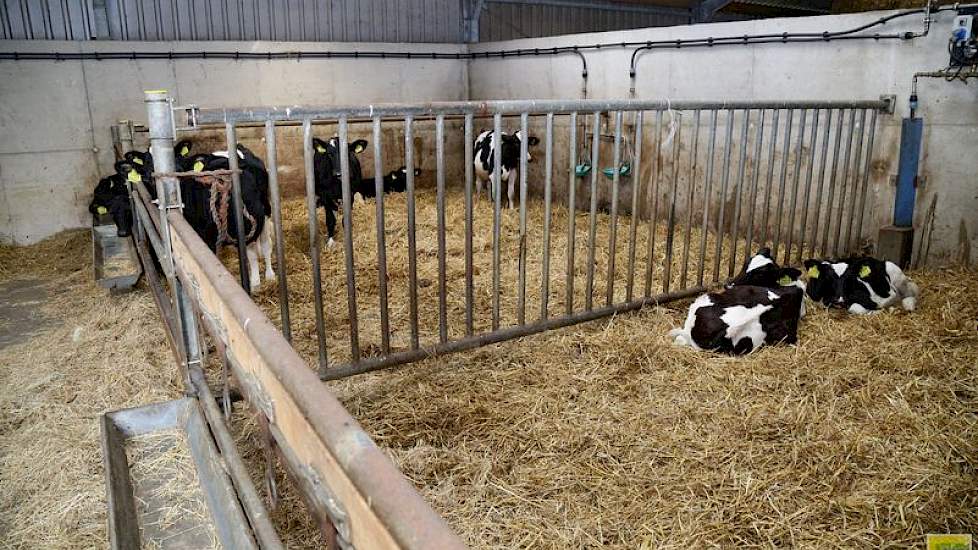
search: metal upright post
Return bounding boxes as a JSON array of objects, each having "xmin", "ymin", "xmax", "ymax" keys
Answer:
[{"xmin": 145, "ymin": 90, "xmax": 199, "ymax": 394}]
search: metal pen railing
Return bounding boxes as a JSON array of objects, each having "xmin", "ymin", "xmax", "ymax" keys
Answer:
[{"xmin": 167, "ymin": 96, "xmax": 890, "ymax": 381}]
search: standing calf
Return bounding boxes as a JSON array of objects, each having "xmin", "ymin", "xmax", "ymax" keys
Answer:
[{"xmin": 473, "ymin": 130, "xmax": 539, "ymax": 209}]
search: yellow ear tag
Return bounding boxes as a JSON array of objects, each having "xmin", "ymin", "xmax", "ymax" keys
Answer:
[
  {"xmin": 807, "ymin": 266, "xmax": 819, "ymax": 278},
  {"xmin": 354, "ymin": 143, "xmax": 365, "ymax": 153},
  {"xmin": 127, "ymin": 170, "xmax": 141, "ymax": 183},
  {"xmin": 97, "ymin": 206, "xmax": 108, "ymax": 215},
  {"xmin": 180, "ymin": 145, "xmax": 190, "ymax": 157},
  {"xmin": 132, "ymin": 157, "xmax": 144, "ymax": 165},
  {"xmin": 315, "ymin": 144, "xmax": 327, "ymax": 153},
  {"xmin": 859, "ymin": 265, "xmax": 871, "ymax": 278},
  {"xmin": 778, "ymin": 275, "xmax": 792, "ymax": 286},
  {"xmin": 193, "ymin": 160, "xmax": 204, "ymax": 172}
]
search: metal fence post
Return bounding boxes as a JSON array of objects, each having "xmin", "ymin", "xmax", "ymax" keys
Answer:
[{"xmin": 145, "ymin": 90, "xmax": 200, "ymax": 394}]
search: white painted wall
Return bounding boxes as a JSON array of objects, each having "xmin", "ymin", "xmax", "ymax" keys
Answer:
[
  {"xmin": 468, "ymin": 9, "xmax": 978, "ymax": 266},
  {"xmin": 0, "ymin": 40, "xmax": 468, "ymax": 244}
]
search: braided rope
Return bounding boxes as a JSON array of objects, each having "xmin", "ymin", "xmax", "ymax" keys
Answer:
[{"xmin": 198, "ymin": 174, "xmax": 257, "ymax": 247}]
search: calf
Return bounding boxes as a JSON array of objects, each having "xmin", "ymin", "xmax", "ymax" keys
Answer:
[
  {"xmin": 312, "ymin": 136, "xmax": 368, "ymax": 248},
  {"xmin": 89, "ymin": 160, "xmax": 135, "ymax": 237},
  {"xmin": 727, "ymin": 247, "xmax": 803, "ymax": 290},
  {"xmin": 669, "ymin": 283, "xmax": 806, "ymax": 355},
  {"xmin": 803, "ymin": 257, "xmax": 918, "ymax": 314},
  {"xmin": 353, "ymin": 166, "xmax": 420, "ymax": 199},
  {"xmin": 473, "ymin": 130, "xmax": 539, "ymax": 209}
]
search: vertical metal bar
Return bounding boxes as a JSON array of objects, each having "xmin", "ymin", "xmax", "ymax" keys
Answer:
[
  {"xmin": 662, "ymin": 114, "xmax": 683, "ymax": 293},
  {"xmin": 338, "ymin": 118, "xmax": 360, "ymax": 362},
  {"xmin": 796, "ymin": 109, "xmax": 821, "ymax": 265},
  {"xmin": 771, "ymin": 109, "xmax": 794, "ymax": 261},
  {"xmin": 625, "ymin": 110, "xmax": 644, "ymax": 302},
  {"xmin": 302, "ymin": 120, "xmax": 328, "ymax": 374},
  {"xmin": 565, "ymin": 112, "xmax": 578, "ymax": 315},
  {"xmin": 605, "ymin": 110, "xmax": 623, "ymax": 306},
  {"xmin": 491, "ymin": 114, "xmax": 502, "ymax": 331},
  {"xmin": 435, "ymin": 115, "xmax": 448, "ymax": 343},
  {"xmin": 744, "ymin": 109, "xmax": 766, "ymax": 256},
  {"xmin": 464, "ymin": 113, "xmax": 475, "ymax": 336},
  {"xmin": 712, "ymin": 109, "xmax": 735, "ymax": 283},
  {"xmin": 585, "ymin": 111, "xmax": 601, "ymax": 311},
  {"xmin": 853, "ymin": 109, "xmax": 878, "ymax": 253},
  {"xmin": 820, "ymin": 109, "xmax": 846, "ymax": 257},
  {"xmin": 728, "ymin": 109, "xmax": 751, "ymax": 277},
  {"xmin": 759, "ymin": 109, "xmax": 781, "ymax": 248},
  {"xmin": 832, "ymin": 109, "xmax": 858, "ymax": 257},
  {"xmin": 696, "ymin": 109, "xmax": 718, "ymax": 287},
  {"xmin": 810, "ymin": 109, "xmax": 834, "ymax": 259},
  {"xmin": 405, "ymin": 116, "xmax": 420, "ymax": 349},
  {"xmin": 224, "ymin": 123, "xmax": 251, "ymax": 293},
  {"xmin": 644, "ymin": 110, "xmax": 663, "ymax": 297},
  {"xmin": 680, "ymin": 109, "xmax": 701, "ymax": 289},
  {"xmin": 842, "ymin": 109, "xmax": 867, "ymax": 255},
  {"xmin": 517, "ymin": 112, "xmax": 529, "ymax": 324},
  {"xmin": 783, "ymin": 108, "xmax": 808, "ymax": 265},
  {"xmin": 540, "ymin": 112, "xmax": 554, "ymax": 320},
  {"xmin": 372, "ymin": 117, "xmax": 391, "ymax": 353},
  {"xmin": 264, "ymin": 120, "xmax": 291, "ymax": 341}
]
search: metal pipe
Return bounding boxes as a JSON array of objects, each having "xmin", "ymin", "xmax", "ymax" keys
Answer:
[
  {"xmin": 783, "ymin": 108, "xmax": 808, "ymax": 265},
  {"xmin": 302, "ymin": 120, "xmax": 328, "ymax": 374},
  {"xmin": 760, "ymin": 108, "xmax": 781, "ymax": 248},
  {"xmin": 585, "ymin": 110, "xmax": 601, "ymax": 311},
  {"xmin": 337, "ymin": 118, "xmax": 360, "ymax": 362},
  {"xmin": 264, "ymin": 120, "xmax": 291, "ymax": 342},
  {"xmin": 832, "ymin": 109, "xmax": 858, "ymax": 257},
  {"xmin": 842, "ymin": 109, "xmax": 867, "ymax": 255},
  {"xmin": 491, "ymin": 114, "xmax": 503, "ymax": 330},
  {"xmin": 321, "ymin": 284, "xmax": 708, "ymax": 381},
  {"xmin": 662, "ymin": 115, "xmax": 683, "ymax": 293},
  {"xmin": 820, "ymin": 109, "xmax": 846, "ymax": 257},
  {"xmin": 728, "ymin": 109, "xmax": 750, "ymax": 277},
  {"xmin": 145, "ymin": 91, "xmax": 177, "ymax": 273},
  {"xmin": 606, "ymin": 110, "xmax": 623, "ymax": 306},
  {"xmin": 464, "ymin": 114, "xmax": 475, "ymax": 337},
  {"xmin": 541, "ymin": 112, "xmax": 554, "ymax": 320},
  {"xmin": 796, "ymin": 109, "xmax": 821, "ymax": 265},
  {"xmin": 771, "ymin": 109, "xmax": 794, "ymax": 260},
  {"xmin": 680, "ymin": 109, "xmax": 701, "ymax": 289},
  {"xmin": 644, "ymin": 110, "xmax": 663, "ymax": 297},
  {"xmin": 697, "ymin": 109, "xmax": 718, "ymax": 287},
  {"xmin": 565, "ymin": 112, "xmax": 578, "ymax": 315},
  {"xmin": 405, "ymin": 116, "xmax": 420, "ymax": 349},
  {"xmin": 744, "ymin": 109, "xmax": 766, "ymax": 255},
  {"xmin": 372, "ymin": 117, "xmax": 391, "ymax": 353},
  {"xmin": 625, "ymin": 110, "xmax": 644, "ymax": 302},
  {"xmin": 436, "ymin": 114, "xmax": 448, "ymax": 344},
  {"xmin": 713, "ymin": 109, "xmax": 735, "ymax": 283},
  {"xmin": 224, "ymin": 123, "xmax": 251, "ymax": 293},
  {"xmin": 517, "ymin": 112, "xmax": 529, "ymax": 324},
  {"xmin": 809, "ymin": 109, "xmax": 834, "ymax": 259},
  {"xmin": 853, "ymin": 109, "xmax": 878, "ymax": 252}
]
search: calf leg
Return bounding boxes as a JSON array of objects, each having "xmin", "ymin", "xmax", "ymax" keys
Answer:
[
  {"xmin": 260, "ymin": 221, "xmax": 275, "ymax": 280},
  {"xmin": 507, "ymin": 170, "xmax": 517, "ymax": 210},
  {"xmin": 324, "ymin": 207, "xmax": 337, "ymax": 249},
  {"xmin": 246, "ymin": 242, "xmax": 261, "ymax": 291}
]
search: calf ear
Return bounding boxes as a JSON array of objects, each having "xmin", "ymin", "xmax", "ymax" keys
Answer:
[
  {"xmin": 527, "ymin": 136, "xmax": 540, "ymax": 146},
  {"xmin": 802, "ymin": 259, "xmax": 820, "ymax": 279},
  {"xmin": 778, "ymin": 268, "xmax": 802, "ymax": 285},
  {"xmin": 755, "ymin": 247, "xmax": 772, "ymax": 258},
  {"xmin": 312, "ymin": 138, "xmax": 329, "ymax": 154},
  {"xmin": 175, "ymin": 140, "xmax": 192, "ymax": 158},
  {"xmin": 350, "ymin": 139, "xmax": 368, "ymax": 154}
]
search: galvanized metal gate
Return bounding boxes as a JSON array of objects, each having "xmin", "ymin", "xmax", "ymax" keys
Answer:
[{"xmin": 162, "ymin": 94, "xmax": 891, "ymax": 381}]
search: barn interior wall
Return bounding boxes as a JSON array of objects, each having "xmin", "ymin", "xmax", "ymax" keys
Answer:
[
  {"xmin": 0, "ymin": 40, "xmax": 468, "ymax": 245},
  {"xmin": 468, "ymin": 9, "xmax": 978, "ymax": 267}
]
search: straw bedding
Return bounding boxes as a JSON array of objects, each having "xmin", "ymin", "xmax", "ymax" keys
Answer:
[{"xmin": 1, "ymin": 187, "xmax": 976, "ymax": 548}]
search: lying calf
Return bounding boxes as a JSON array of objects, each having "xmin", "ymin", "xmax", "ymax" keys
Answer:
[
  {"xmin": 803, "ymin": 257, "xmax": 918, "ymax": 314},
  {"xmin": 669, "ymin": 284, "xmax": 806, "ymax": 355},
  {"xmin": 353, "ymin": 166, "xmax": 421, "ymax": 199}
]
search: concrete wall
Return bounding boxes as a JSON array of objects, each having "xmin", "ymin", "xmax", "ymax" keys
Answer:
[
  {"xmin": 468, "ymin": 9, "xmax": 978, "ymax": 267},
  {"xmin": 0, "ymin": 40, "xmax": 467, "ymax": 244}
]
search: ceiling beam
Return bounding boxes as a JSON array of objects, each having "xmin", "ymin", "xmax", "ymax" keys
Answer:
[
  {"xmin": 486, "ymin": 0, "xmax": 692, "ymax": 19},
  {"xmin": 693, "ymin": 0, "xmax": 732, "ymax": 22}
]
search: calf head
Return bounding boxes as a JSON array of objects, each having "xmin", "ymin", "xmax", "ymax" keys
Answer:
[
  {"xmin": 124, "ymin": 150, "xmax": 154, "ymax": 178},
  {"xmin": 803, "ymin": 259, "xmax": 849, "ymax": 308},
  {"xmin": 312, "ymin": 137, "xmax": 368, "ymax": 203},
  {"xmin": 174, "ymin": 140, "xmax": 194, "ymax": 170},
  {"xmin": 502, "ymin": 130, "xmax": 540, "ymax": 166},
  {"xmin": 727, "ymin": 247, "xmax": 803, "ymax": 289}
]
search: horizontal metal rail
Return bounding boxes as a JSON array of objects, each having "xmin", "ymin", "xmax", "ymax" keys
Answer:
[{"xmin": 186, "ymin": 98, "xmax": 891, "ymax": 125}]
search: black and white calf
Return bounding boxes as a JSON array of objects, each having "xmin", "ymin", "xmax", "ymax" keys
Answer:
[
  {"xmin": 473, "ymin": 130, "xmax": 539, "ymax": 209},
  {"xmin": 312, "ymin": 136, "xmax": 368, "ymax": 248},
  {"xmin": 89, "ymin": 160, "xmax": 136, "ymax": 237},
  {"xmin": 669, "ymin": 283, "xmax": 806, "ymax": 355},
  {"xmin": 803, "ymin": 257, "xmax": 918, "ymax": 314},
  {"xmin": 353, "ymin": 166, "xmax": 420, "ymax": 199},
  {"xmin": 727, "ymin": 247, "xmax": 804, "ymax": 290}
]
